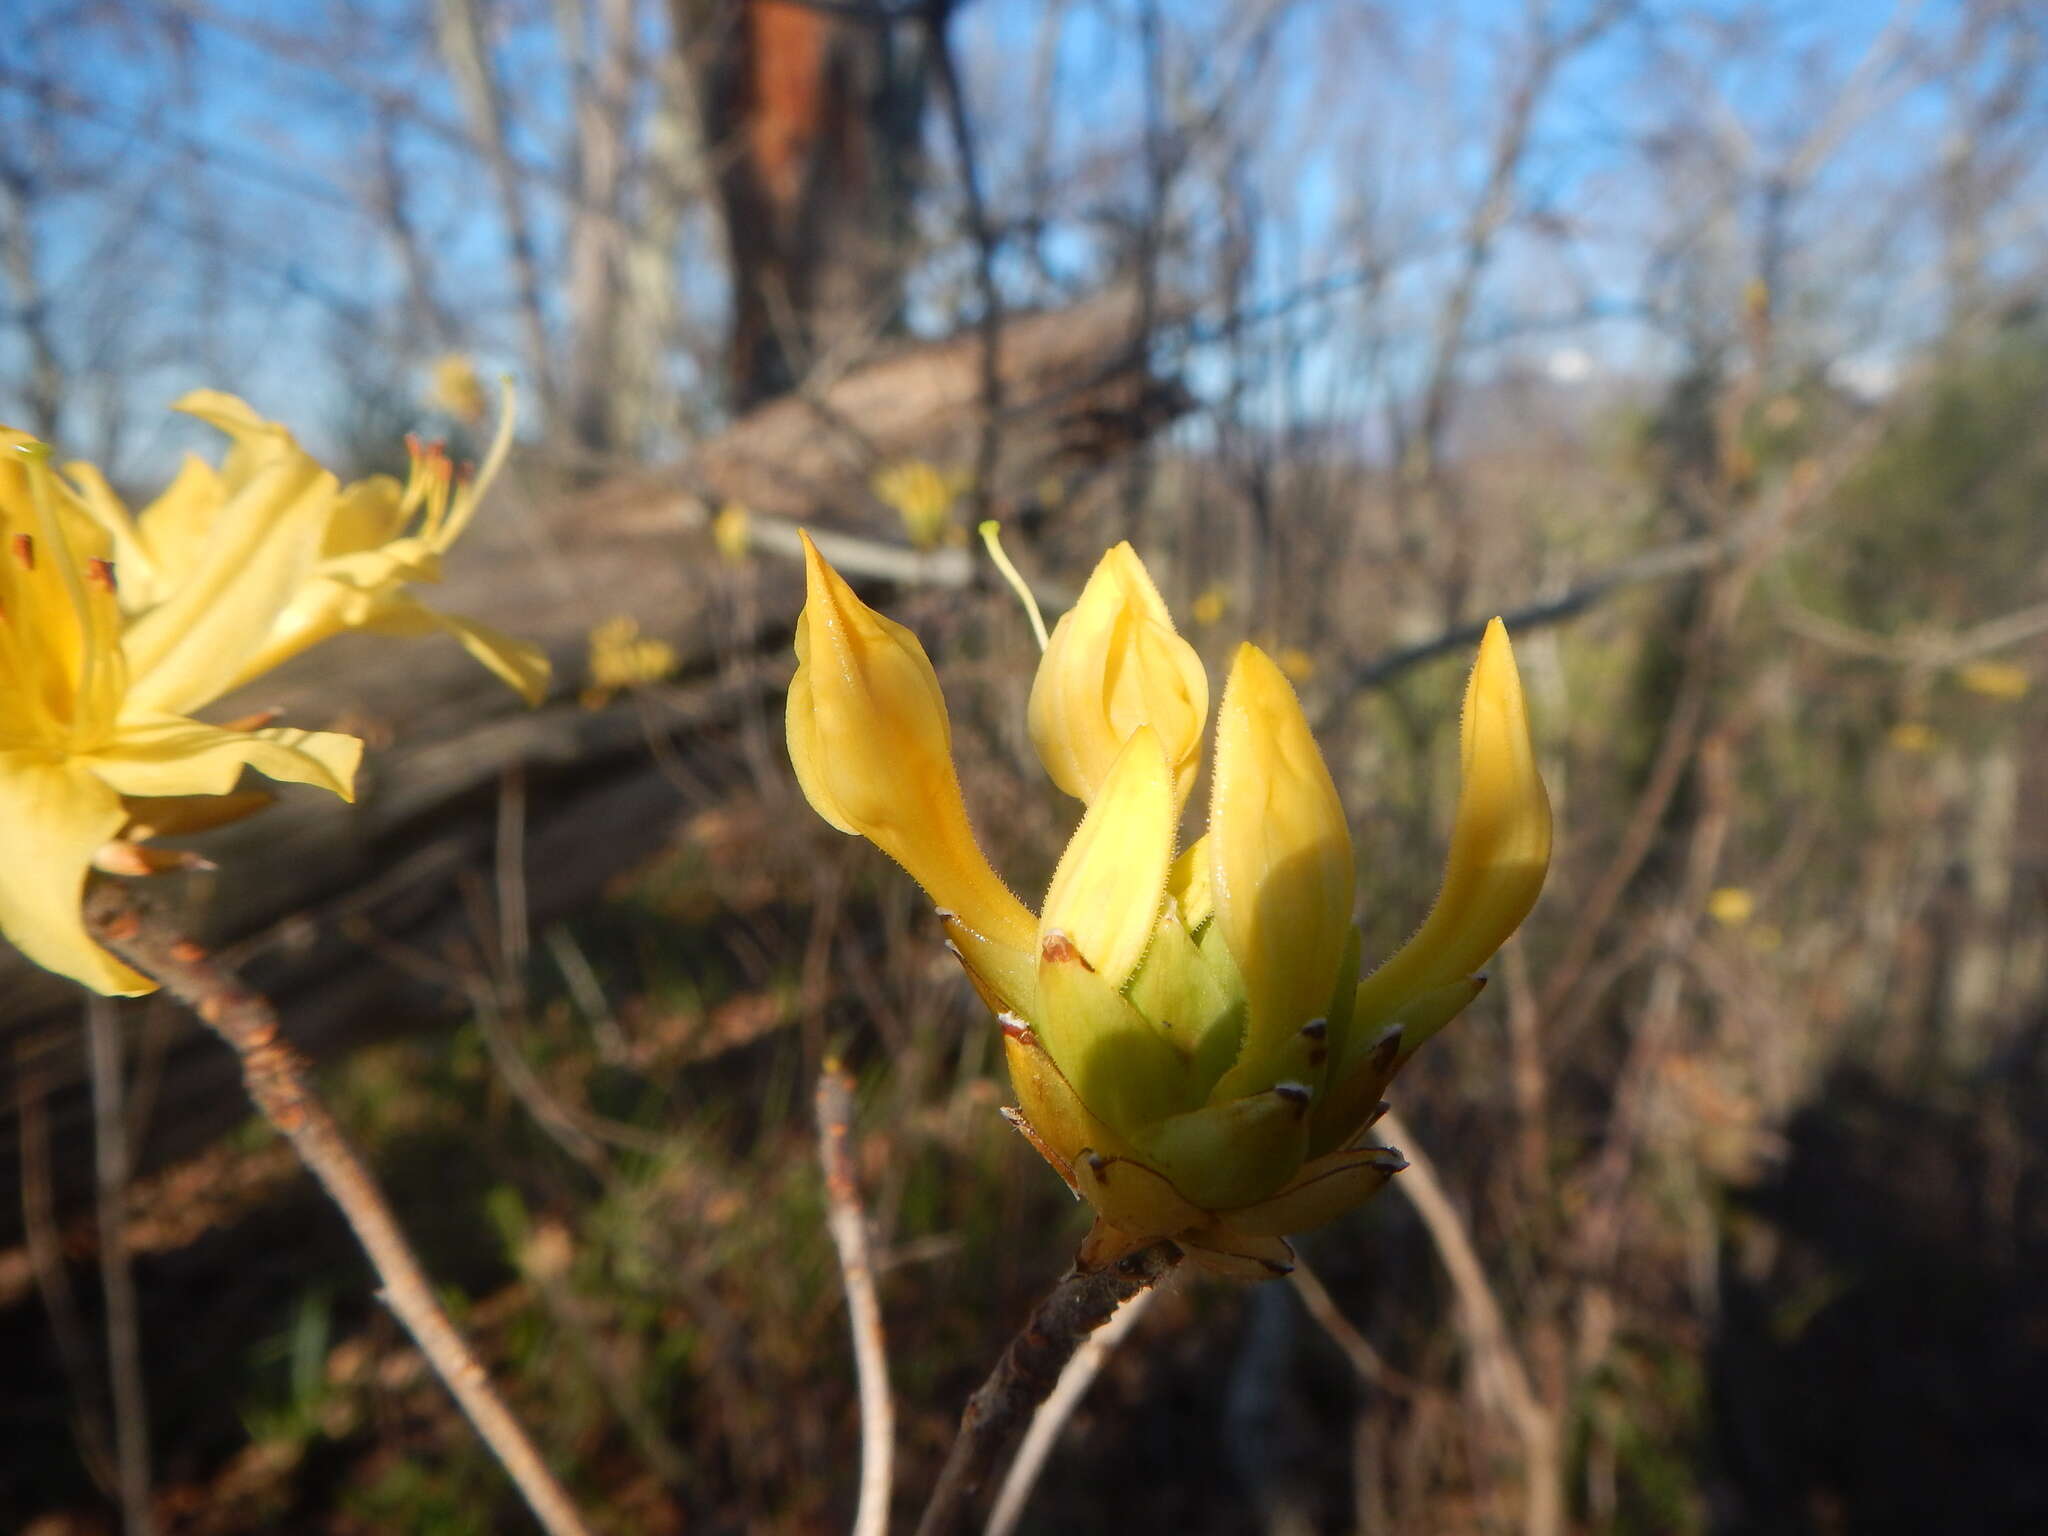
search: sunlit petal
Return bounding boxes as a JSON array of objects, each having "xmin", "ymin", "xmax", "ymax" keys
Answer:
[
  {"xmin": 1028, "ymin": 543, "xmax": 1207, "ymax": 810},
  {"xmin": 88, "ymin": 713, "xmax": 362, "ymax": 801},
  {"xmin": 1038, "ymin": 725, "xmax": 1175, "ymax": 987},
  {"xmin": 1351, "ymin": 619, "xmax": 1550, "ymax": 1026},
  {"xmin": 0, "ymin": 754, "xmax": 151, "ymax": 995},
  {"xmin": 1206, "ymin": 643, "xmax": 1354, "ymax": 1101},
  {"xmin": 787, "ymin": 531, "xmax": 1034, "ymax": 950}
]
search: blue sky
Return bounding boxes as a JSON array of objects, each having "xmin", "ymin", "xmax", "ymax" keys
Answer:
[{"xmin": 3, "ymin": 0, "xmax": 2037, "ymax": 477}]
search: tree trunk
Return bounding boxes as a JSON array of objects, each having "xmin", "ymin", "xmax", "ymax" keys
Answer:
[{"xmin": 672, "ymin": 0, "xmax": 932, "ymax": 409}]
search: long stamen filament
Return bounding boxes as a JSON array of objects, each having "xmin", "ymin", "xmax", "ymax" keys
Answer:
[{"xmin": 979, "ymin": 520, "xmax": 1050, "ymax": 653}]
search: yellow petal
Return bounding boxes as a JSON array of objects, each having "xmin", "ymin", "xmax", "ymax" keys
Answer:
[
  {"xmin": 129, "ymin": 453, "xmax": 227, "ymax": 603},
  {"xmin": 1219, "ymin": 1143, "xmax": 1407, "ymax": 1238},
  {"xmin": 121, "ymin": 405, "xmax": 337, "ymax": 716},
  {"xmin": 787, "ymin": 532, "xmax": 1033, "ymax": 951},
  {"xmin": 58, "ymin": 460, "xmax": 160, "ymax": 609},
  {"xmin": 88, "ymin": 713, "xmax": 362, "ymax": 802},
  {"xmin": 1027, "ymin": 543, "xmax": 1208, "ymax": 810},
  {"xmin": 1352, "ymin": 619, "xmax": 1550, "ymax": 1025},
  {"xmin": 0, "ymin": 753, "xmax": 152, "ymax": 995},
  {"xmin": 1039, "ymin": 725, "xmax": 1174, "ymax": 987},
  {"xmin": 362, "ymin": 595, "xmax": 552, "ymax": 706},
  {"xmin": 1206, "ymin": 643, "xmax": 1354, "ymax": 1100}
]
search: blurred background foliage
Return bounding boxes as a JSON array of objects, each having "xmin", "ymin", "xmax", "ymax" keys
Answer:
[{"xmin": 3, "ymin": 0, "xmax": 2046, "ymax": 1532}]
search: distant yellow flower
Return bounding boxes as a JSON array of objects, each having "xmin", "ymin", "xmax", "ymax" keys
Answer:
[
  {"xmin": 1956, "ymin": 660, "xmax": 2029, "ymax": 700},
  {"xmin": 1707, "ymin": 887, "xmax": 1755, "ymax": 927},
  {"xmin": 1887, "ymin": 721, "xmax": 1936, "ymax": 753},
  {"xmin": 581, "ymin": 615, "xmax": 677, "ymax": 708},
  {"xmin": 711, "ymin": 502, "xmax": 752, "ymax": 563},
  {"xmin": 427, "ymin": 353, "xmax": 488, "ymax": 424},
  {"xmin": 788, "ymin": 536, "xmax": 1551, "ymax": 1276},
  {"xmin": 1276, "ymin": 645, "xmax": 1316, "ymax": 683},
  {"xmin": 1190, "ymin": 586, "xmax": 1228, "ymax": 627},
  {"xmin": 217, "ymin": 394, "xmax": 549, "ymax": 705},
  {"xmin": 871, "ymin": 459, "xmax": 969, "ymax": 550}
]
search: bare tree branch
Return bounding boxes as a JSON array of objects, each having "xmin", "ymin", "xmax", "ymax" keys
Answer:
[{"xmin": 815, "ymin": 1064, "xmax": 895, "ymax": 1536}]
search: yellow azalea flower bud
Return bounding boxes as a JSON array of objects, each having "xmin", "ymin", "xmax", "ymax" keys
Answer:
[
  {"xmin": 785, "ymin": 546, "xmax": 1550, "ymax": 1276},
  {"xmin": 1206, "ymin": 643, "xmax": 1355, "ymax": 1103},
  {"xmin": 788, "ymin": 532, "xmax": 1035, "ymax": 958},
  {"xmin": 1350, "ymin": 618, "xmax": 1551, "ymax": 1032},
  {"xmin": 1038, "ymin": 726, "xmax": 1175, "ymax": 987},
  {"xmin": 1028, "ymin": 543, "xmax": 1208, "ymax": 810}
]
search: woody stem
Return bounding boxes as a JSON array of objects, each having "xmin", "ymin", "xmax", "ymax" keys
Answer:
[
  {"xmin": 913, "ymin": 1240, "xmax": 1182, "ymax": 1536},
  {"xmin": 81, "ymin": 879, "xmax": 599, "ymax": 1536}
]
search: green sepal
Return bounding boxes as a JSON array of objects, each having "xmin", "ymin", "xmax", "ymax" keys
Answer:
[
  {"xmin": 1220, "ymin": 1143, "xmax": 1407, "ymax": 1237},
  {"xmin": 1126, "ymin": 899, "xmax": 1241, "ymax": 1080},
  {"xmin": 1309, "ymin": 977, "xmax": 1482, "ymax": 1155},
  {"xmin": 1035, "ymin": 931, "xmax": 1198, "ymax": 1134},
  {"xmin": 1133, "ymin": 1084, "xmax": 1311, "ymax": 1210}
]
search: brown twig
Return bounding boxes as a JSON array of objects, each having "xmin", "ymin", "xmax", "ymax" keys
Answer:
[
  {"xmin": 913, "ymin": 1240, "xmax": 1182, "ymax": 1536},
  {"xmin": 87, "ymin": 996, "xmax": 154, "ymax": 1536},
  {"xmin": 17, "ymin": 1040, "xmax": 117, "ymax": 1495},
  {"xmin": 80, "ymin": 880, "xmax": 599, "ymax": 1536},
  {"xmin": 814, "ymin": 1065, "xmax": 895, "ymax": 1536},
  {"xmin": 985, "ymin": 1286, "xmax": 1158, "ymax": 1536},
  {"xmin": 1288, "ymin": 1258, "xmax": 1416, "ymax": 1398},
  {"xmin": 1379, "ymin": 1110, "xmax": 1560, "ymax": 1536}
]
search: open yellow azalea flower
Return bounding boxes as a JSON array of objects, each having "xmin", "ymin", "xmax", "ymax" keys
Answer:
[
  {"xmin": 871, "ymin": 459, "xmax": 970, "ymax": 551},
  {"xmin": 217, "ymin": 396, "xmax": 550, "ymax": 705},
  {"xmin": 3, "ymin": 392, "xmax": 550, "ymax": 996},
  {"xmin": 2, "ymin": 429, "xmax": 361, "ymax": 995},
  {"xmin": 788, "ymin": 535, "xmax": 1551, "ymax": 1277}
]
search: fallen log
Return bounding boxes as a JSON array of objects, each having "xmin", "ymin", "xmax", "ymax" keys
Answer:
[{"xmin": 0, "ymin": 288, "xmax": 1187, "ymax": 1244}]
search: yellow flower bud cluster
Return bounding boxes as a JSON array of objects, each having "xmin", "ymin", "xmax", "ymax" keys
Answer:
[{"xmin": 787, "ymin": 536, "xmax": 1550, "ymax": 1276}]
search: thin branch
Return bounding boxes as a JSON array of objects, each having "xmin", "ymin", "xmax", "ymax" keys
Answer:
[
  {"xmin": 1317, "ymin": 529, "xmax": 1731, "ymax": 727},
  {"xmin": 15, "ymin": 1043, "xmax": 117, "ymax": 1495},
  {"xmin": 1288, "ymin": 1259, "xmax": 1413, "ymax": 1397},
  {"xmin": 87, "ymin": 996, "xmax": 153, "ymax": 1536},
  {"xmin": 985, "ymin": 1287, "xmax": 1158, "ymax": 1536},
  {"xmin": 913, "ymin": 1241, "xmax": 1182, "ymax": 1536},
  {"xmin": 815, "ymin": 1065, "xmax": 895, "ymax": 1536},
  {"xmin": 1776, "ymin": 594, "xmax": 2048, "ymax": 669},
  {"xmin": 1379, "ymin": 1110, "xmax": 1560, "ymax": 1536},
  {"xmin": 81, "ymin": 881, "xmax": 599, "ymax": 1536},
  {"xmin": 924, "ymin": 0, "xmax": 1005, "ymax": 522}
]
